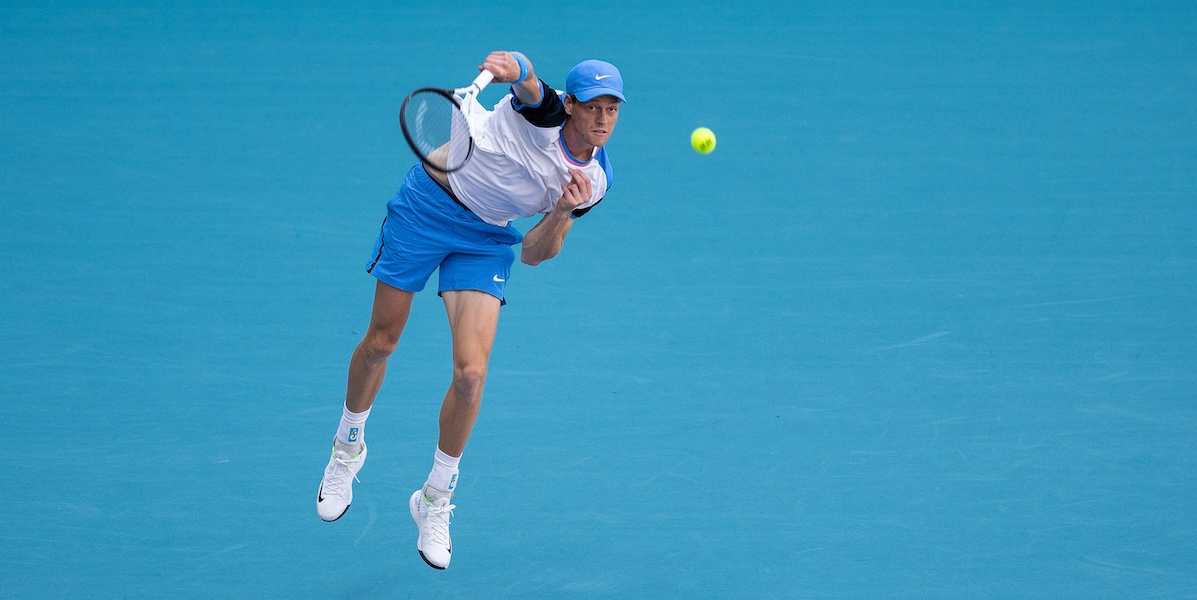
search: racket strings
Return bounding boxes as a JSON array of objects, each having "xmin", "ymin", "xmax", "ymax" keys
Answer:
[
  {"xmin": 445, "ymin": 107, "xmax": 472, "ymax": 170},
  {"xmin": 403, "ymin": 90, "xmax": 472, "ymax": 173}
]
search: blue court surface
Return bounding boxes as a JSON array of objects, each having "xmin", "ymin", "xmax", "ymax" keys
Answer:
[{"xmin": 2, "ymin": 1, "xmax": 1196, "ymax": 598}]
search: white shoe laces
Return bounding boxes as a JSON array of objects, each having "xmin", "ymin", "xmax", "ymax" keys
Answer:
[
  {"xmin": 324, "ymin": 451, "xmax": 362, "ymax": 499},
  {"xmin": 424, "ymin": 498, "xmax": 455, "ymax": 546}
]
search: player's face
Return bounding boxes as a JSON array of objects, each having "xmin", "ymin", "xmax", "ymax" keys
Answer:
[{"xmin": 564, "ymin": 95, "xmax": 621, "ymax": 148}]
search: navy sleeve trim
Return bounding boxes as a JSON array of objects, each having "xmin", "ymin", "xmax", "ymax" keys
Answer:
[
  {"xmin": 571, "ymin": 197, "xmax": 602, "ymax": 219},
  {"xmin": 512, "ymin": 80, "xmax": 566, "ymax": 128}
]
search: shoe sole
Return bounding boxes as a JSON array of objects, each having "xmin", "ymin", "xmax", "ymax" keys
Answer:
[
  {"xmin": 318, "ymin": 504, "xmax": 350, "ymax": 522},
  {"xmin": 410, "ymin": 490, "xmax": 449, "ymax": 570},
  {"xmin": 319, "ymin": 509, "xmax": 349, "ymax": 522},
  {"xmin": 418, "ymin": 551, "xmax": 447, "ymax": 570}
]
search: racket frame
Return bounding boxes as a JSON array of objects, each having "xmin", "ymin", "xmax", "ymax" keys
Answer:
[{"xmin": 399, "ymin": 70, "xmax": 495, "ymax": 173}]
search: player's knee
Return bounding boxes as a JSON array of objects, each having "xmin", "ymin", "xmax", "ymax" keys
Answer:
[
  {"xmin": 361, "ymin": 328, "xmax": 401, "ymax": 362},
  {"xmin": 451, "ymin": 363, "xmax": 488, "ymax": 400}
]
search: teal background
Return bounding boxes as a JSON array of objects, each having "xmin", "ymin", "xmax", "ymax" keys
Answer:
[{"xmin": 2, "ymin": 1, "xmax": 1195, "ymax": 597}]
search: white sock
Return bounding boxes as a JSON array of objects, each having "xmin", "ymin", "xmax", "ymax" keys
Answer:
[
  {"xmin": 336, "ymin": 405, "xmax": 370, "ymax": 448},
  {"xmin": 425, "ymin": 447, "xmax": 460, "ymax": 494}
]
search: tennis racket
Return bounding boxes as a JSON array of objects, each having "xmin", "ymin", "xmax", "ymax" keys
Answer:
[{"xmin": 399, "ymin": 70, "xmax": 495, "ymax": 173}]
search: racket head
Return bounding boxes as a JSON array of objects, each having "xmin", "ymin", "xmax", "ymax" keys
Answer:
[{"xmin": 399, "ymin": 87, "xmax": 474, "ymax": 173}]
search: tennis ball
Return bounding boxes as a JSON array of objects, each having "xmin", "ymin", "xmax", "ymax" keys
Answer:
[{"xmin": 690, "ymin": 127, "xmax": 716, "ymax": 154}]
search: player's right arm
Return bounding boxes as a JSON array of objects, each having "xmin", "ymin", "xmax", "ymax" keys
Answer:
[{"xmin": 481, "ymin": 51, "xmax": 541, "ymax": 106}]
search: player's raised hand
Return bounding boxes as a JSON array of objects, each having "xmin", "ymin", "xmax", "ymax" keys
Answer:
[{"xmin": 480, "ymin": 51, "xmax": 522, "ymax": 83}]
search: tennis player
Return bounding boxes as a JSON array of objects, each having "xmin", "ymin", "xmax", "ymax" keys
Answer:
[{"xmin": 315, "ymin": 50, "xmax": 625, "ymax": 570}]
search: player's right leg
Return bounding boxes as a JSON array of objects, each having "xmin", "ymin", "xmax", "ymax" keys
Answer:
[
  {"xmin": 317, "ymin": 281, "xmax": 415, "ymax": 522},
  {"xmin": 320, "ymin": 165, "xmax": 468, "ymax": 522},
  {"xmin": 345, "ymin": 280, "xmax": 415, "ymax": 414}
]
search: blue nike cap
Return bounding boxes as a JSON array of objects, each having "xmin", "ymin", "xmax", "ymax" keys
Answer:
[{"xmin": 565, "ymin": 60, "xmax": 626, "ymax": 103}]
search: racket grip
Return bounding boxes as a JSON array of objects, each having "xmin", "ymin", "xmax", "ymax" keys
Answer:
[{"xmin": 470, "ymin": 69, "xmax": 495, "ymax": 93}]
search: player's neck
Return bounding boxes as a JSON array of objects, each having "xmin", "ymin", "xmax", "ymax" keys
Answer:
[{"xmin": 560, "ymin": 127, "xmax": 595, "ymax": 163}]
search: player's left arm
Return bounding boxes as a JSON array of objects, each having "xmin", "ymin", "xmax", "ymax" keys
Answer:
[{"xmin": 521, "ymin": 169, "xmax": 592, "ymax": 266}]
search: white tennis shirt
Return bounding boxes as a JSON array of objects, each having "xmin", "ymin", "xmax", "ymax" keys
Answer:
[{"xmin": 448, "ymin": 87, "xmax": 612, "ymax": 228}]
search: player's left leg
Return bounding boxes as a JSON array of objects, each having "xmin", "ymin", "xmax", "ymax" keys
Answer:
[{"xmin": 410, "ymin": 289, "xmax": 501, "ymax": 570}]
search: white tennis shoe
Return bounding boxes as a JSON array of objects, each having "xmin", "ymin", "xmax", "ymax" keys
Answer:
[
  {"xmin": 316, "ymin": 439, "xmax": 367, "ymax": 522},
  {"xmin": 410, "ymin": 487, "xmax": 455, "ymax": 569}
]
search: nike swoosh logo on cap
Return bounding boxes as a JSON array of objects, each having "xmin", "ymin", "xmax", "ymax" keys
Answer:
[
  {"xmin": 493, "ymin": 275, "xmax": 505, "ymax": 282},
  {"xmin": 595, "ymin": 74, "xmax": 613, "ymax": 80}
]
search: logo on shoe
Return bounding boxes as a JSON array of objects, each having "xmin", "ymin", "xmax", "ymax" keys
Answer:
[{"xmin": 348, "ymin": 427, "xmax": 360, "ymax": 443}]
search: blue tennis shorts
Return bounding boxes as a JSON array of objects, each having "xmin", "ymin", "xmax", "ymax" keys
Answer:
[{"xmin": 366, "ymin": 165, "xmax": 524, "ymax": 303}]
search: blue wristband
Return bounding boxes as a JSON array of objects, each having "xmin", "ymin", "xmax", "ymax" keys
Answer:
[{"xmin": 513, "ymin": 53, "xmax": 529, "ymax": 83}]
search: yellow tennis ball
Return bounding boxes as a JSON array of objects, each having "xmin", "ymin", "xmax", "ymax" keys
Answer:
[{"xmin": 691, "ymin": 127, "xmax": 716, "ymax": 154}]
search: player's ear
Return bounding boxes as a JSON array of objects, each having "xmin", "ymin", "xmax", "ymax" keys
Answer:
[{"xmin": 563, "ymin": 94, "xmax": 575, "ymax": 116}]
